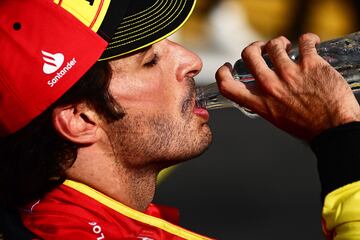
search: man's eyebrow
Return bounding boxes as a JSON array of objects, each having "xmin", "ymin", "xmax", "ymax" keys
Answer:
[
  {"xmin": 114, "ymin": 46, "xmax": 152, "ymax": 62},
  {"xmin": 137, "ymin": 46, "xmax": 152, "ymax": 58}
]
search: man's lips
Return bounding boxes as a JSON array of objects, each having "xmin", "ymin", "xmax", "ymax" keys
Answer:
[
  {"xmin": 193, "ymin": 106, "xmax": 209, "ymax": 121},
  {"xmin": 193, "ymin": 96, "xmax": 209, "ymax": 120}
]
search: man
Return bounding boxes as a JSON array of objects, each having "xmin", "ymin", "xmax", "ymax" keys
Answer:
[
  {"xmin": 2, "ymin": 0, "xmax": 213, "ymax": 239},
  {"xmin": 0, "ymin": 1, "xmax": 359, "ymax": 240}
]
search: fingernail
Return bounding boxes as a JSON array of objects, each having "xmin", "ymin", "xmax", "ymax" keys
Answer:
[{"xmin": 224, "ymin": 62, "xmax": 232, "ymax": 70}]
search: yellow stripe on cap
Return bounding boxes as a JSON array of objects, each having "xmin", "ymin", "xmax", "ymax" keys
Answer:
[
  {"xmin": 54, "ymin": 0, "xmax": 111, "ymax": 32},
  {"xmin": 99, "ymin": 0, "xmax": 197, "ymax": 60}
]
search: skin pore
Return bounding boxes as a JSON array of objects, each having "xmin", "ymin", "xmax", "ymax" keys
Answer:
[{"xmin": 64, "ymin": 39, "xmax": 212, "ymax": 211}]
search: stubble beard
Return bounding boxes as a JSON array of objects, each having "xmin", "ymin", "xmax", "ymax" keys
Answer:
[{"xmin": 106, "ymin": 110, "xmax": 212, "ymax": 171}]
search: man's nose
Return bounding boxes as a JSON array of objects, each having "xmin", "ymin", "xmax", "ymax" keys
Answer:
[
  {"xmin": 183, "ymin": 51, "xmax": 202, "ymax": 79},
  {"xmin": 168, "ymin": 41, "xmax": 202, "ymax": 81}
]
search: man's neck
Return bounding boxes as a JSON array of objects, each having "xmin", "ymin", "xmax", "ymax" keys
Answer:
[{"xmin": 66, "ymin": 146, "xmax": 158, "ymax": 212}]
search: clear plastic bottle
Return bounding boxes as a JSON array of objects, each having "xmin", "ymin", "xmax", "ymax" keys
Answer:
[{"xmin": 196, "ymin": 31, "xmax": 360, "ymax": 118}]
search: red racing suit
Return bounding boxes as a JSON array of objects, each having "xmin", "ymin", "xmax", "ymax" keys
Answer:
[{"xmin": 20, "ymin": 180, "xmax": 213, "ymax": 240}]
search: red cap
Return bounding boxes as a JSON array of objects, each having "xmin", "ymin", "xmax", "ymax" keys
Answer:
[
  {"xmin": 0, "ymin": 0, "xmax": 196, "ymax": 136},
  {"xmin": 0, "ymin": 0, "xmax": 109, "ymax": 136}
]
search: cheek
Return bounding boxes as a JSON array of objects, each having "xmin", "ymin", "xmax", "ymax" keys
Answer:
[{"xmin": 109, "ymin": 74, "xmax": 177, "ymax": 111}]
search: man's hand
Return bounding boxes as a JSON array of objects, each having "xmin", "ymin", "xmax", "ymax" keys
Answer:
[{"xmin": 216, "ymin": 33, "xmax": 360, "ymax": 140}]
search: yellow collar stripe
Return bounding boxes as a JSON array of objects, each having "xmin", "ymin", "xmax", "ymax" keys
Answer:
[{"xmin": 64, "ymin": 180, "xmax": 212, "ymax": 240}]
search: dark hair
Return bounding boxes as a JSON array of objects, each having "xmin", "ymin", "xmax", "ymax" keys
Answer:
[{"xmin": 0, "ymin": 61, "xmax": 124, "ymax": 206}]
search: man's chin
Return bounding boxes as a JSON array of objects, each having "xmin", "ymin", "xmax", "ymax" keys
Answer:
[{"xmin": 158, "ymin": 130, "xmax": 212, "ymax": 169}]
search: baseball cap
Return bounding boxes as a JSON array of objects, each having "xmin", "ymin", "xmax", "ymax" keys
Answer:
[{"xmin": 0, "ymin": 0, "xmax": 196, "ymax": 137}]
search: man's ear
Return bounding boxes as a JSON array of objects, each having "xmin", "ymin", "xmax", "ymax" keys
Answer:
[{"xmin": 52, "ymin": 104, "xmax": 102, "ymax": 144}]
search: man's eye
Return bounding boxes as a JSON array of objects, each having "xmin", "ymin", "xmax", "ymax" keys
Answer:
[{"xmin": 144, "ymin": 54, "xmax": 158, "ymax": 68}]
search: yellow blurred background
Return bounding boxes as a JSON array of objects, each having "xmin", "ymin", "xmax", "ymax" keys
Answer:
[
  {"xmin": 179, "ymin": 0, "xmax": 358, "ymax": 44},
  {"xmin": 169, "ymin": 0, "xmax": 360, "ymax": 85}
]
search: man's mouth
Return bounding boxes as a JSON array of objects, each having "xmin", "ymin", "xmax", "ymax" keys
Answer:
[
  {"xmin": 182, "ymin": 78, "xmax": 209, "ymax": 121},
  {"xmin": 193, "ymin": 93, "xmax": 209, "ymax": 121},
  {"xmin": 193, "ymin": 104, "xmax": 209, "ymax": 120}
]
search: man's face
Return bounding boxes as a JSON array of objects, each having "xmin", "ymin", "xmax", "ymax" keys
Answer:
[{"xmin": 105, "ymin": 39, "xmax": 212, "ymax": 169}]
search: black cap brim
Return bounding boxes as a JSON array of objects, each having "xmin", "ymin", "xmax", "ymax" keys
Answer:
[{"xmin": 98, "ymin": 0, "xmax": 196, "ymax": 61}]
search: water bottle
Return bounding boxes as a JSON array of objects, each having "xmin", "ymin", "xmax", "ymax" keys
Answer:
[{"xmin": 196, "ymin": 31, "xmax": 360, "ymax": 118}]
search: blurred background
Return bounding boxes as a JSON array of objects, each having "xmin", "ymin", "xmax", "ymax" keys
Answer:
[{"xmin": 154, "ymin": 0, "xmax": 360, "ymax": 239}]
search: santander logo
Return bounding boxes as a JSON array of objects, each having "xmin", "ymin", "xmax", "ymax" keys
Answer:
[
  {"xmin": 41, "ymin": 50, "xmax": 78, "ymax": 87},
  {"xmin": 41, "ymin": 50, "xmax": 65, "ymax": 74}
]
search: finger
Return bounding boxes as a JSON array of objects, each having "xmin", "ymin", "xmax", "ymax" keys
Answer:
[
  {"xmin": 242, "ymin": 41, "xmax": 287, "ymax": 97},
  {"xmin": 216, "ymin": 63, "xmax": 263, "ymax": 111},
  {"xmin": 298, "ymin": 33, "xmax": 321, "ymax": 60},
  {"xmin": 265, "ymin": 36, "xmax": 296, "ymax": 71},
  {"xmin": 241, "ymin": 41, "xmax": 278, "ymax": 83}
]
